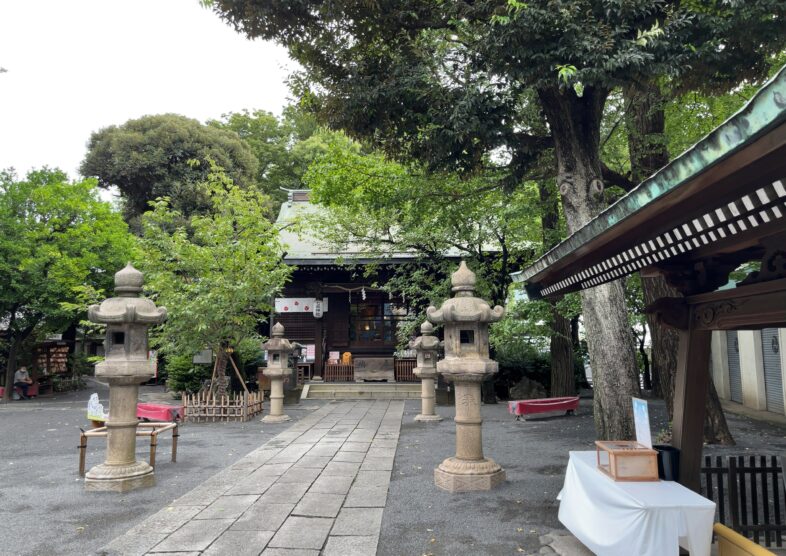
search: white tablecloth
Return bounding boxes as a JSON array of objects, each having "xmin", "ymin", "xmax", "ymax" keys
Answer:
[{"xmin": 557, "ymin": 451, "xmax": 716, "ymax": 556}]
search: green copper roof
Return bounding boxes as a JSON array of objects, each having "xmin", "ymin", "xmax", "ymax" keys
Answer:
[{"xmin": 514, "ymin": 63, "xmax": 786, "ymax": 285}]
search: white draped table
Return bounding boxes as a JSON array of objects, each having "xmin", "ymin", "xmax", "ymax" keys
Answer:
[{"xmin": 557, "ymin": 451, "xmax": 716, "ymax": 556}]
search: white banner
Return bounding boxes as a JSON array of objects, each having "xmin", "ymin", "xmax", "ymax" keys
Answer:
[{"xmin": 275, "ymin": 297, "xmax": 329, "ymax": 314}]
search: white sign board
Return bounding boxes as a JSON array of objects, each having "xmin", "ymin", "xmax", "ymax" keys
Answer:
[
  {"xmin": 193, "ymin": 349, "xmax": 213, "ymax": 364},
  {"xmin": 305, "ymin": 344, "xmax": 316, "ymax": 362},
  {"xmin": 632, "ymin": 397, "xmax": 653, "ymax": 449},
  {"xmin": 275, "ymin": 297, "xmax": 328, "ymax": 314},
  {"xmin": 312, "ymin": 299, "xmax": 324, "ymax": 318}
]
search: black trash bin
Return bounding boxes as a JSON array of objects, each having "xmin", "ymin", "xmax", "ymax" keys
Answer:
[{"xmin": 654, "ymin": 444, "xmax": 680, "ymax": 481}]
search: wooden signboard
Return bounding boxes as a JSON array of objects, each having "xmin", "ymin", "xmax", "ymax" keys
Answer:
[{"xmin": 595, "ymin": 440, "xmax": 659, "ymax": 482}]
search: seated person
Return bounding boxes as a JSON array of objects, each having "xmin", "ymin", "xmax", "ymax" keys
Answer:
[{"xmin": 14, "ymin": 366, "xmax": 33, "ymax": 399}]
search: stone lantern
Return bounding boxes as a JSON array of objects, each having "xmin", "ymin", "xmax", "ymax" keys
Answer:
[
  {"xmin": 261, "ymin": 322, "xmax": 293, "ymax": 423},
  {"xmin": 411, "ymin": 321, "xmax": 442, "ymax": 422},
  {"xmin": 427, "ymin": 261, "xmax": 505, "ymax": 492},
  {"xmin": 85, "ymin": 264, "xmax": 167, "ymax": 492}
]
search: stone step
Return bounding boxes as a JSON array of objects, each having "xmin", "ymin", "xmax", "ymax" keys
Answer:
[{"xmin": 301, "ymin": 383, "xmax": 421, "ymax": 400}]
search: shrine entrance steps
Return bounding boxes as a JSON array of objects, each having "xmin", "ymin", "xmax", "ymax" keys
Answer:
[{"xmin": 301, "ymin": 382, "xmax": 420, "ymax": 400}]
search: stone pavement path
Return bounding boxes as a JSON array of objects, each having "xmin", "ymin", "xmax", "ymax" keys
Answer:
[{"xmin": 100, "ymin": 400, "xmax": 404, "ymax": 556}]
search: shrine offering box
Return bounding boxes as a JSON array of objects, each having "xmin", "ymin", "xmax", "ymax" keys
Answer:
[{"xmin": 595, "ymin": 441, "xmax": 659, "ymax": 482}]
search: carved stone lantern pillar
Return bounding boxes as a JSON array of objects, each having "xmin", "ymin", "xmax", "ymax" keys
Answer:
[
  {"xmin": 427, "ymin": 261, "xmax": 505, "ymax": 492},
  {"xmin": 411, "ymin": 321, "xmax": 442, "ymax": 422},
  {"xmin": 85, "ymin": 264, "xmax": 167, "ymax": 492},
  {"xmin": 261, "ymin": 322, "xmax": 293, "ymax": 423}
]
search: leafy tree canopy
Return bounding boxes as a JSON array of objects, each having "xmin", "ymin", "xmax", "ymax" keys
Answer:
[
  {"xmin": 0, "ymin": 168, "xmax": 135, "ymax": 399},
  {"xmin": 81, "ymin": 114, "xmax": 259, "ymax": 224},
  {"xmin": 304, "ymin": 134, "xmax": 542, "ymax": 308},
  {"xmin": 208, "ymin": 107, "xmax": 323, "ymax": 209},
  {"xmin": 138, "ymin": 163, "xmax": 291, "ymax": 366}
]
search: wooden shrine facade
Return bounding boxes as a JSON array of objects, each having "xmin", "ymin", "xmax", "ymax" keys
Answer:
[
  {"xmin": 272, "ymin": 189, "xmax": 455, "ymax": 381},
  {"xmin": 514, "ymin": 66, "xmax": 786, "ymax": 491}
]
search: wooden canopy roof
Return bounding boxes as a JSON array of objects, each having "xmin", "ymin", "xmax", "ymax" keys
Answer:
[{"xmin": 514, "ymin": 65, "xmax": 786, "ymax": 304}]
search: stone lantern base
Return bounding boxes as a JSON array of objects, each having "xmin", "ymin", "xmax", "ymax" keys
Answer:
[
  {"xmin": 85, "ymin": 461, "xmax": 155, "ymax": 492},
  {"xmin": 414, "ymin": 413, "xmax": 443, "ymax": 422},
  {"xmin": 262, "ymin": 413, "xmax": 292, "ymax": 424},
  {"xmin": 434, "ymin": 457, "xmax": 506, "ymax": 492}
]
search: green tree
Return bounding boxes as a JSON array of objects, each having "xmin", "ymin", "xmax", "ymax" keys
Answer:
[
  {"xmin": 209, "ymin": 108, "xmax": 332, "ymax": 211},
  {"xmin": 305, "ymin": 135, "xmax": 541, "ymax": 308},
  {"xmin": 209, "ymin": 0, "xmax": 786, "ymax": 439},
  {"xmin": 138, "ymin": 163, "xmax": 291, "ymax": 390},
  {"xmin": 0, "ymin": 169, "xmax": 135, "ymax": 401},
  {"xmin": 81, "ymin": 114, "xmax": 259, "ymax": 224}
]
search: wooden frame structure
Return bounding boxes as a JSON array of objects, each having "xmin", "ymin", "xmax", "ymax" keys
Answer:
[
  {"xmin": 78, "ymin": 422, "xmax": 178, "ymax": 476},
  {"xmin": 514, "ymin": 65, "xmax": 786, "ymax": 491}
]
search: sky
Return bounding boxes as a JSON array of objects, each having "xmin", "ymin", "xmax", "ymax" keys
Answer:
[{"xmin": 0, "ymin": 0, "xmax": 295, "ymax": 179}]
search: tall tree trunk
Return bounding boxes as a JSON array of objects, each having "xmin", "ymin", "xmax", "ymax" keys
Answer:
[
  {"xmin": 538, "ymin": 86, "xmax": 641, "ymax": 440},
  {"xmin": 3, "ymin": 337, "xmax": 20, "ymax": 402},
  {"xmin": 625, "ymin": 81, "xmax": 734, "ymax": 445},
  {"xmin": 637, "ymin": 325, "xmax": 652, "ymax": 391},
  {"xmin": 538, "ymin": 181, "xmax": 575, "ymax": 397}
]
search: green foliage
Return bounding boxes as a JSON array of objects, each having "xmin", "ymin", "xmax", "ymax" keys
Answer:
[
  {"xmin": 304, "ymin": 134, "xmax": 541, "ymax": 308},
  {"xmin": 81, "ymin": 114, "xmax": 259, "ymax": 223},
  {"xmin": 163, "ymin": 353, "xmax": 212, "ymax": 394},
  {"xmin": 0, "ymin": 168, "xmax": 134, "ymax": 395},
  {"xmin": 138, "ymin": 163, "xmax": 291, "ymax": 365},
  {"xmin": 208, "ymin": 107, "xmax": 324, "ymax": 210}
]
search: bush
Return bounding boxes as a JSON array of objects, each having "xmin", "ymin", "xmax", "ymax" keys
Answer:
[{"xmin": 164, "ymin": 353, "xmax": 212, "ymax": 394}]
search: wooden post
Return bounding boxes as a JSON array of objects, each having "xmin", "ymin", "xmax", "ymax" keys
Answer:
[
  {"xmin": 172, "ymin": 424, "xmax": 178, "ymax": 463},
  {"xmin": 313, "ymin": 316, "xmax": 324, "ymax": 380},
  {"xmin": 672, "ymin": 307, "xmax": 712, "ymax": 492},
  {"xmin": 78, "ymin": 432, "xmax": 87, "ymax": 476},
  {"xmin": 150, "ymin": 430, "xmax": 158, "ymax": 468}
]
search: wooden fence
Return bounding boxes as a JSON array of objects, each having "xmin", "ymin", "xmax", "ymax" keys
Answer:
[
  {"xmin": 324, "ymin": 364, "xmax": 354, "ymax": 382},
  {"xmin": 182, "ymin": 390, "xmax": 264, "ymax": 423},
  {"xmin": 394, "ymin": 358, "xmax": 418, "ymax": 382},
  {"xmin": 701, "ymin": 454, "xmax": 786, "ymax": 547}
]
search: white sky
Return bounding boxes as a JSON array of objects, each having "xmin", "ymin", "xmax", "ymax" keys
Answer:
[{"xmin": 0, "ymin": 0, "xmax": 295, "ymax": 179}]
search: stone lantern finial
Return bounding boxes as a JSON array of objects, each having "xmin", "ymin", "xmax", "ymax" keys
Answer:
[
  {"xmin": 114, "ymin": 263, "xmax": 144, "ymax": 296},
  {"xmin": 420, "ymin": 321, "xmax": 434, "ymax": 335},
  {"xmin": 271, "ymin": 321, "xmax": 285, "ymax": 337},
  {"xmin": 451, "ymin": 260, "xmax": 476, "ymax": 294}
]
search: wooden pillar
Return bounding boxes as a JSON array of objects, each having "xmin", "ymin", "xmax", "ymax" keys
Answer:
[
  {"xmin": 313, "ymin": 315, "xmax": 324, "ymax": 380},
  {"xmin": 672, "ymin": 307, "xmax": 712, "ymax": 493}
]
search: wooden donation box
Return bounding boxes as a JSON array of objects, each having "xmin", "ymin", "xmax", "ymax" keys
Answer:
[{"xmin": 595, "ymin": 441, "xmax": 659, "ymax": 482}]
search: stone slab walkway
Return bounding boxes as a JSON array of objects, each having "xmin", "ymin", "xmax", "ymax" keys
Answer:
[{"xmin": 99, "ymin": 400, "xmax": 404, "ymax": 556}]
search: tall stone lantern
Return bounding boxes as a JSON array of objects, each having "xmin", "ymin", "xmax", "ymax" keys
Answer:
[
  {"xmin": 261, "ymin": 322, "xmax": 293, "ymax": 423},
  {"xmin": 427, "ymin": 261, "xmax": 505, "ymax": 492},
  {"xmin": 86, "ymin": 264, "xmax": 167, "ymax": 492},
  {"xmin": 411, "ymin": 321, "xmax": 442, "ymax": 422}
]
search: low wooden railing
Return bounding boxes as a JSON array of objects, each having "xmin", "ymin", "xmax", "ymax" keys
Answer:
[
  {"xmin": 324, "ymin": 363, "xmax": 354, "ymax": 382},
  {"xmin": 394, "ymin": 358, "xmax": 418, "ymax": 382}
]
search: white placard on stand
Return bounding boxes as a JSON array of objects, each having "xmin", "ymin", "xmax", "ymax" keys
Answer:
[{"xmin": 632, "ymin": 397, "xmax": 652, "ymax": 448}]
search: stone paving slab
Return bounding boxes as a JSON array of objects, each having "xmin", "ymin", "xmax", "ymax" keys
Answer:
[{"xmin": 101, "ymin": 401, "xmax": 403, "ymax": 555}]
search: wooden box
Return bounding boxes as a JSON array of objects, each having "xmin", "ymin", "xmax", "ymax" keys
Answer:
[{"xmin": 595, "ymin": 440, "xmax": 659, "ymax": 482}]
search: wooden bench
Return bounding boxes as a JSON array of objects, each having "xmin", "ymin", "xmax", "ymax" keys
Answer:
[
  {"xmin": 0, "ymin": 384, "xmax": 40, "ymax": 399},
  {"xmin": 508, "ymin": 396, "xmax": 580, "ymax": 420}
]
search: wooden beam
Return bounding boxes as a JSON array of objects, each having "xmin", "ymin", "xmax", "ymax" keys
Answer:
[
  {"xmin": 688, "ymin": 278, "xmax": 786, "ymax": 331},
  {"xmin": 672, "ymin": 307, "xmax": 712, "ymax": 493}
]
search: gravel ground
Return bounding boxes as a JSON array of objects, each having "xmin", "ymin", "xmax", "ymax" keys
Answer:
[
  {"xmin": 378, "ymin": 397, "xmax": 786, "ymax": 556},
  {"xmin": 2, "ymin": 386, "xmax": 786, "ymax": 556},
  {"xmin": 0, "ymin": 381, "xmax": 324, "ymax": 556}
]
